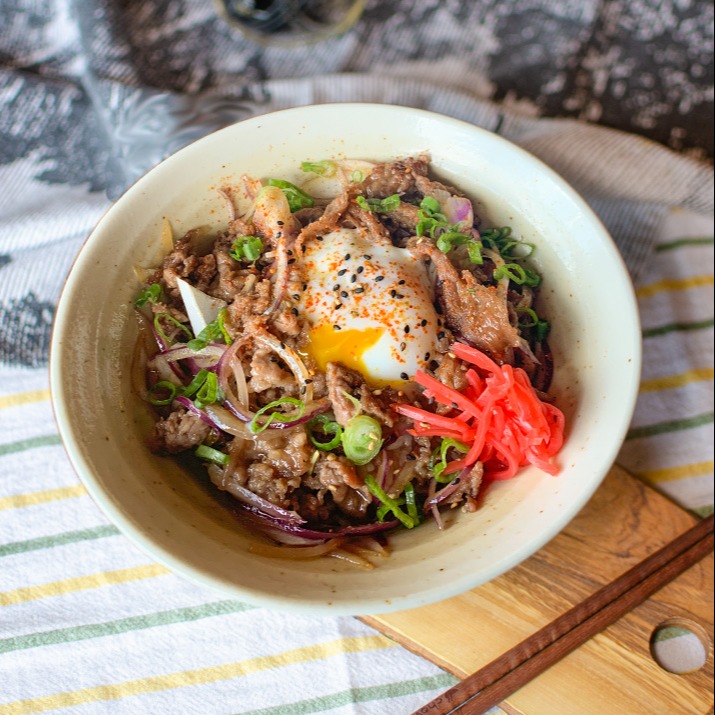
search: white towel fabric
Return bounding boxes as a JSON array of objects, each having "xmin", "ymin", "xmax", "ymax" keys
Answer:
[{"xmin": 1, "ymin": 73, "xmax": 713, "ymax": 713}]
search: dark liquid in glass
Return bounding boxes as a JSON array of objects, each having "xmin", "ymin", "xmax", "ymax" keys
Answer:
[{"xmin": 219, "ymin": 0, "xmax": 363, "ymax": 45}]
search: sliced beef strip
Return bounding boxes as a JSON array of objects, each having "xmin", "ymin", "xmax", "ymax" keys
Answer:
[
  {"xmin": 314, "ymin": 455, "xmax": 370, "ymax": 519},
  {"xmin": 444, "ymin": 461, "xmax": 484, "ymax": 512},
  {"xmin": 249, "ymin": 345, "xmax": 296, "ymax": 393},
  {"xmin": 360, "ymin": 156, "xmax": 429, "ymax": 198},
  {"xmin": 158, "ymin": 230, "xmax": 217, "ymax": 299},
  {"xmin": 149, "ymin": 408, "xmax": 212, "ymax": 455},
  {"xmin": 407, "ymin": 237, "xmax": 520, "ymax": 362},
  {"xmin": 325, "ymin": 362, "xmax": 394, "ymax": 428}
]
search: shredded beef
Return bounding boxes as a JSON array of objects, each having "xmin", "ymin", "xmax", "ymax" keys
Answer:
[
  {"xmin": 159, "ymin": 230, "xmax": 217, "ymax": 298},
  {"xmin": 314, "ymin": 455, "xmax": 370, "ymax": 519},
  {"xmin": 325, "ymin": 362, "xmax": 394, "ymax": 428},
  {"xmin": 408, "ymin": 237, "xmax": 520, "ymax": 362},
  {"xmin": 361, "ymin": 156, "xmax": 429, "ymax": 198},
  {"xmin": 150, "ymin": 408, "xmax": 211, "ymax": 454}
]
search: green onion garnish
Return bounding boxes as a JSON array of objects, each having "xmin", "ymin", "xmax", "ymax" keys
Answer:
[
  {"xmin": 435, "ymin": 230, "xmax": 470, "ymax": 254},
  {"xmin": 342, "ymin": 414, "xmax": 383, "ymax": 466},
  {"xmin": 493, "ymin": 263, "xmax": 542, "ymax": 287},
  {"xmin": 187, "ymin": 308, "xmax": 231, "ymax": 351},
  {"xmin": 135, "ymin": 283, "xmax": 162, "ymax": 308},
  {"xmin": 194, "ymin": 371, "xmax": 221, "ymax": 409},
  {"xmin": 466, "ymin": 241, "xmax": 484, "ymax": 265},
  {"xmin": 403, "ymin": 482, "xmax": 420, "ymax": 524},
  {"xmin": 182, "ymin": 369, "xmax": 210, "ymax": 399},
  {"xmin": 433, "ymin": 438, "xmax": 469, "ymax": 483},
  {"xmin": 194, "ymin": 444, "xmax": 230, "ymax": 465},
  {"xmin": 364, "ymin": 474, "xmax": 415, "ymax": 529},
  {"xmin": 308, "ymin": 414, "xmax": 343, "ymax": 451},
  {"xmin": 154, "ymin": 313, "xmax": 192, "ymax": 345},
  {"xmin": 267, "ymin": 179, "xmax": 315, "ymax": 213},
  {"xmin": 350, "ymin": 169, "xmax": 364, "ymax": 183},
  {"xmin": 229, "ymin": 236, "xmax": 263, "ymax": 263},
  {"xmin": 147, "ymin": 381, "xmax": 178, "ymax": 406},
  {"xmin": 249, "ymin": 397, "xmax": 305, "ymax": 434},
  {"xmin": 356, "ymin": 194, "xmax": 401, "ymax": 213},
  {"xmin": 300, "ymin": 160, "xmax": 337, "ymax": 177}
]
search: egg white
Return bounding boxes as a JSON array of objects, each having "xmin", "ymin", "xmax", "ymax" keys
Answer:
[{"xmin": 298, "ymin": 228, "xmax": 440, "ymax": 384}]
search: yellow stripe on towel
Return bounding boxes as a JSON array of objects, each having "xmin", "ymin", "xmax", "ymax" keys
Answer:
[
  {"xmin": 0, "ymin": 389, "xmax": 51, "ymax": 411},
  {"xmin": 2, "ymin": 636, "xmax": 395, "ymax": 714},
  {"xmin": 0, "ymin": 564, "xmax": 170, "ymax": 606},
  {"xmin": 640, "ymin": 460, "xmax": 714, "ymax": 484},
  {"xmin": 0, "ymin": 484, "xmax": 86, "ymax": 511},
  {"xmin": 640, "ymin": 367, "xmax": 714, "ymax": 393},
  {"xmin": 636, "ymin": 274, "xmax": 713, "ymax": 299}
]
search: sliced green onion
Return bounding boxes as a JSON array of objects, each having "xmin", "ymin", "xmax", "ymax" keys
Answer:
[
  {"xmin": 135, "ymin": 283, "xmax": 162, "ymax": 308},
  {"xmin": 147, "ymin": 381, "xmax": 178, "ymax": 406},
  {"xmin": 217, "ymin": 308, "xmax": 232, "ymax": 345},
  {"xmin": 420, "ymin": 196, "xmax": 441, "ymax": 214},
  {"xmin": 535, "ymin": 318, "xmax": 551, "ymax": 342},
  {"xmin": 356, "ymin": 194, "xmax": 401, "ymax": 213},
  {"xmin": 182, "ymin": 369, "xmax": 210, "ymax": 399},
  {"xmin": 194, "ymin": 371, "xmax": 221, "ymax": 409},
  {"xmin": 300, "ymin": 160, "xmax": 337, "ymax": 177},
  {"xmin": 493, "ymin": 263, "xmax": 542, "ymax": 287},
  {"xmin": 433, "ymin": 438, "xmax": 469, "ymax": 483},
  {"xmin": 436, "ymin": 230, "xmax": 470, "ymax": 254},
  {"xmin": 267, "ymin": 179, "xmax": 314, "ymax": 213},
  {"xmin": 350, "ymin": 169, "xmax": 364, "ymax": 183},
  {"xmin": 466, "ymin": 240, "xmax": 484, "ymax": 265},
  {"xmin": 403, "ymin": 482, "xmax": 420, "ymax": 524},
  {"xmin": 229, "ymin": 236, "xmax": 263, "ymax": 263},
  {"xmin": 187, "ymin": 309, "xmax": 229, "ymax": 351},
  {"xmin": 342, "ymin": 414, "xmax": 383, "ymax": 466},
  {"xmin": 195, "ymin": 444, "xmax": 230, "ymax": 466},
  {"xmin": 308, "ymin": 414, "xmax": 343, "ymax": 451},
  {"xmin": 364, "ymin": 474, "xmax": 415, "ymax": 529},
  {"xmin": 154, "ymin": 313, "xmax": 192, "ymax": 345},
  {"xmin": 249, "ymin": 397, "xmax": 305, "ymax": 434}
]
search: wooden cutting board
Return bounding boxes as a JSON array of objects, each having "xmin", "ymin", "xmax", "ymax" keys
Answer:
[{"xmin": 361, "ymin": 466, "xmax": 714, "ymax": 715}]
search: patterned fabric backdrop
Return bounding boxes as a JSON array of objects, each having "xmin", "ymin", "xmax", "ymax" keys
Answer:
[{"xmin": 0, "ymin": 2, "xmax": 713, "ymax": 713}]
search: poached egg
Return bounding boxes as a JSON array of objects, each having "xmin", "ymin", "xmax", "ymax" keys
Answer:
[{"xmin": 298, "ymin": 228, "xmax": 440, "ymax": 385}]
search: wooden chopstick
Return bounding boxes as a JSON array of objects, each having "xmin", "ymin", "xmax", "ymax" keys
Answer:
[{"xmin": 412, "ymin": 513, "xmax": 714, "ymax": 715}]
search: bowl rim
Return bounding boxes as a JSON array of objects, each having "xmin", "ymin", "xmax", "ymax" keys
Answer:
[{"xmin": 50, "ymin": 102, "xmax": 642, "ymax": 614}]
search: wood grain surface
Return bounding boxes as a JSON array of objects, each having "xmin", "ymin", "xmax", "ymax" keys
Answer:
[{"xmin": 361, "ymin": 466, "xmax": 714, "ymax": 715}]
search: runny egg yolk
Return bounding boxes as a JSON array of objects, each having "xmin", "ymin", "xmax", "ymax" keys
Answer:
[
  {"xmin": 306, "ymin": 325, "xmax": 384, "ymax": 376},
  {"xmin": 298, "ymin": 227, "xmax": 440, "ymax": 385}
]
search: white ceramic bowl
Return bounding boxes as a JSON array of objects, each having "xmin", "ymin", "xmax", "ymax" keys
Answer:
[{"xmin": 51, "ymin": 103, "xmax": 641, "ymax": 615}]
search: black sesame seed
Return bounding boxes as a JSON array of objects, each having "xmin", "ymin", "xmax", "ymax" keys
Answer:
[
  {"xmin": 390, "ymin": 290, "xmax": 397, "ymax": 298},
  {"xmin": 396, "ymin": 294, "xmax": 405, "ymax": 299},
  {"xmin": 341, "ymin": 291, "xmax": 349, "ymax": 298},
  {"xmin": 398, "ymin": 279, "xmax": 405, "ymax": 285},
  {"xmin": 338, "ymin": 269, "xmax": 348, "ymax": 276},
  {"xmin": 452, "ymin": 402, "xmax": 459, "ymax": 409},
  {"xmin": 300, "ymin": 386, "xmax": 307, "ymax": 395},
  {"xmin": 400, "ymin": 342, "xmax": 406, "ymax": 351},
  {"xmin": 277, "ymin": 220, "xmax": 284, "ymax": 226},
  {"xmin": 421, "ymin": 319, "xmax": 428, "ymax": 327},
  {"xmin": 291, "ymin": 308, "xmax": 299, "ymax": 316},
  {"xmin": 333, "ymin": 325, "xmax": 341, "ymax": 331},
  {"xmin": 429, "ymin": 360, "xmax": 439, "ymax": 370},
  {"xmin": 438, "ymin": 331, "xmax": 446, "ymax": 340},
  {"xmin": 350, "ymin": 274, "xmax": 357, "ymax": 283},
  {"xmin": 375, "ymin": 276, "xmax": 385, "ymax": 282},
  {"xmin": 292, "ymin": 294, "xmax": 301, "ymax": 301},
  {"xmin": 302, "ymin": 283, "xmax": 308, "ymax": 291},
  {"xmin": 406, "ymin": 454, "xmax": 417, "ymax": 461},
  {"xmin": 304, "ymin": 379, "xmax": 313, "ymax": 385},
  {"xmin": 404, "ymin": 325, "xmax": 410, "ymax": 334},
  {"xmin": 354, "ymin": 287, "xmax": 365, "ymax": 294},
  {"xmin": 280, "ymin": 342, "xmax": 286, "ymax": 350},
  {"xmin": 400, "ymin": 372, "xmax": 409, "ymax": 380},
  {"xmin": 286, "ymin": 249, "xmax": 293, "ymax": 256},
  {"xmin": 424, "ymin": 352, "xmax": 431, "ymax": 361},
  {"xmin": 287, "ymin": 258, "xmax": 296, "ymax": 265},
  {"xmin": 357, "ymin": 266, "xmax": 364, "ymax": 274},
  {"xmin": 332, "ymin": 284, "xmax": 340, "ymax": 291},
  {"xmin": 316, "ymin": 236, "xmax": 324, "ymax": 241},
  {"xmin": 344, "ymin": 253, "xmax": 351, "ymax": 261},
  {"xmin": 335, "ymin": 303, "xmax": 344, "ymax": 310}
]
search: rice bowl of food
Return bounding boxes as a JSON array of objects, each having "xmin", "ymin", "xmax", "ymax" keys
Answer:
[{"xmin": 50, "ymin": 104, "xmax": 641, "ymax": 614}]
